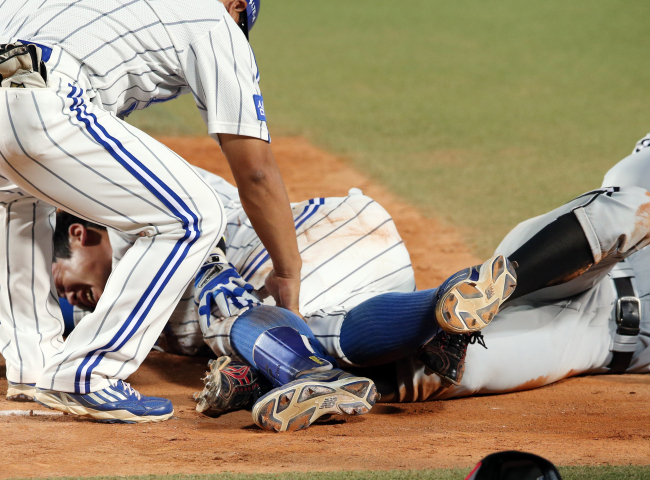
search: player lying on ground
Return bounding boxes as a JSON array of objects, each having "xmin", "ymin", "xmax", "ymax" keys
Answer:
[
  {"xmin": 396, "ymin": 136, "xmax": 650, "ymax": 402},
  {"xmin": 44, "ymin": 137, "xmax": 650, "ymax": 429},
  {"xmin": 42, "ymin": 166, "xmax": 518, "ymax": 431},
  {"xmin": 0, "ymin": 0, "xmax": 305, "ymax": 425}
]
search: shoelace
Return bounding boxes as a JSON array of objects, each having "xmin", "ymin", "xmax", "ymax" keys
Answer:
[
  {"xmin": 468, "ymin": 332, "xmax": 487, "ymax": 349},
  {"xmin": 116, "ymin": 380, "xmax": 142, "ymax": 400}
]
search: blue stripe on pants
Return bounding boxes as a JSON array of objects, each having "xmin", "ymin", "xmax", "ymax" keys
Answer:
[{"xmin": 66, "ymin": 85, "xmax": 202, "ymax": 393}]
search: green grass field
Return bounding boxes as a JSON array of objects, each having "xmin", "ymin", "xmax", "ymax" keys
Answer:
[
  {"xmin": 127, "ymin": 0, "xmax": 650, "ymax": 256},
  {"xmin": 13, "ymin": 466, "xmax": 650, "ymax": 480}
]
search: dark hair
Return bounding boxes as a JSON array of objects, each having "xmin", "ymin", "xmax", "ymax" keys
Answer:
[{"xmin": 53, "ymin": 211, "xmax": 106, "ymax": 260}]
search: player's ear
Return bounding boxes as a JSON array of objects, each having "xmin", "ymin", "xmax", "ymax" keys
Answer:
[
  {"xmin": 235, "ymin": 0, "xmax": 248, "ymax": 12},
  {"xmin": 230, "ymin": 0, "xmax": 248, "ymax": 14},
  {"xmin": 68, "ymin": 223, "xmax": 88, "ymax": 247}
]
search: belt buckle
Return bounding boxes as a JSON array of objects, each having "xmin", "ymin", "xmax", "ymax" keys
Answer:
[{"xmin": 616, "ymin": 296, "xmax": 641, "ymax": 334}]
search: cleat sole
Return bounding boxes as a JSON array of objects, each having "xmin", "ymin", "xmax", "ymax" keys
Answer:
[
  {"xmin": 436, "ymin": 254, "xmax": 517, "ymax": 334},
  {"xmin": 7, "ymin": 383, "xmax": 36, "ymax": 402},
  {"xmin": 195, "ymin": 357, "xmax": 228, "ymax": 415},
  {"xmin": 252, "ymin": 374, "xmax": 378, "ymax": 433},
  {"xmin": 6, "ymin": 393, "xmax": 35, "ymax": 402}
]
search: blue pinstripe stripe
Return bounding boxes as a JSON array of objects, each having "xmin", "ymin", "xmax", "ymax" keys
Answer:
[
  {"xmin": 238, "ymin": 201, "xmax": 315, "ymax": 278},
  {"xmin": 237, "ymin": 201, "xmax": 320, "ymax": 278},
  {"xmin": 66, "ymin": 87, "xmax": 199, "ymax": 227},
  {"xmin": 238, "ymin": 247, "xmax": 269, "ymax": 278},
  {"xmin": 294, "ymin": 199, "xmax": 325, "ymax": 230},
  {"xmin": 242, "ymin": 199, "xmax": 325, "ymax": 282},
  {"xmin": 65, "ymin": 85, "xmax": 202, "ymax": 393},
  {"xmin": 242, "ymin": 252, "xmax": 270, "ymax": 282}
]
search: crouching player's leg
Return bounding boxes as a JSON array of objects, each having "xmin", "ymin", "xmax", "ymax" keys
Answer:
[
  {"xmin": 192, "ymin": 251, "xmax": 378, "ymax": 432},
  {"xmin": 236, "ymin": 306, "xmax": 379, "ymax": 432},
  {"xmin": 196, "ymin": 306, "xmax": 379, "ymax": 432}
]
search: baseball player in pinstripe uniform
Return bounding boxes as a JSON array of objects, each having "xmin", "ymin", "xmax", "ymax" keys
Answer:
[
  {"xmin": 47, "ymin": 161, "xmax": 520, "ymax": 431},
  {"xmin": 64, "ymin": 141, "xmax": 650, "ymax": 416},
  {"xmin": 51, "ymin": 135, "xmax": 650, "ymax": 430},
  {"xmin": 0, "ymin": 0, "xmax": 308, "ymax": 424}
]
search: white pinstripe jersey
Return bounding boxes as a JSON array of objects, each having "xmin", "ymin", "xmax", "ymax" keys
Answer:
[{"xmin": 0, "ymin": 0, "xmax": 270, "ymax": 142}]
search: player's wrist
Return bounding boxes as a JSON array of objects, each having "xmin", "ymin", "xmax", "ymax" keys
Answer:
[{"xmin": 272, "ymin": 259, "xmax": 302, "ymax": 280}]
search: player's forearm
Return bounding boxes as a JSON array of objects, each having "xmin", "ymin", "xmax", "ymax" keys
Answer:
[
  {"xmin": 238, "ymin": 172, "xmax": 302, "ymax": 277},
  {"xmin": 219, "ymin": 134, "xmax": 302, "ymax": 278}
]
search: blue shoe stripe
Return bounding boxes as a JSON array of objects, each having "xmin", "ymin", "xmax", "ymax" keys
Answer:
[
  {"xmin": 67, "ymin": 85, "xmax": 203, "ymax": 394},
  {"xmin": 109, "ymin": 384, "xmax": 130, "ymax": 401},
  {"xmin": 93, "ymin": 390, "xmax": 114, "ymax": 403},
  {"xmin": 79, "ymin": 393, "xmax": 100, "ymax": 406},
  {"xmin": 100, "ymin": 388, "xmax": 121, "ymax": 402}
]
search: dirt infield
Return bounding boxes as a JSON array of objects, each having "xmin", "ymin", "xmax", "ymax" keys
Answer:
[{"xmin": 2, "ymin": 137, "xmax": 649, "ymax": 478}]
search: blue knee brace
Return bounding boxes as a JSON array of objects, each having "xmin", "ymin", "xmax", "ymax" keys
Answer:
[{"xmin": 253, "ymin": 326, "xmax": 333, "ymax": 388}]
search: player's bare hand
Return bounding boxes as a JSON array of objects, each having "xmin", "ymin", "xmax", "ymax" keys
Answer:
[{"xmin": 264, "ymin": 269, "xmax": 303, "ymax": 319}]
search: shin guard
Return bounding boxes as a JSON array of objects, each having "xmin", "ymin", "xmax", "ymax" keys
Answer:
[{"xmin": 252, "ymin": 326, "xmax": 333, "ymax": 388}]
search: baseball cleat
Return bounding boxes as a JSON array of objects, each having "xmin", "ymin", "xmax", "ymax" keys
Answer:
[
  {"xmin": 435, "ymin": 254, "xmax": 517, "ymax": 334},
  {"xmin": 418, "ymin": 331, "xmax": 486, "ymax": 387},
  {"xmin": 194, "ymin": 356, "xmax": 266, "ymax": 417},
  {"xmin": 252, "ymin": 369, "xmax": 379, "ymax": 432},
  {"xmin": 6, "ymin": 381, "xmax": 36, "ymax": 402},
  {"xmin": 35, "ymin": 380, "xmax": 173, "ymax": 424}
]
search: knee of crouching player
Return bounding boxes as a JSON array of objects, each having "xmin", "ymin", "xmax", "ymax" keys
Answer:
[{"xmin": 187, "ymin": 187, "xmax": 226, "ymax": 249}]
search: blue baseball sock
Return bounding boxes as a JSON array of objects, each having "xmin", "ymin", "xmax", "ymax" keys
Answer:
[
  {"xmin": 339, "ymin": 289, "xmax": 441, "ymax": 366},
  {"xmin": 230, "ymin": 305, "xmax": 327, "ymax": 366}
]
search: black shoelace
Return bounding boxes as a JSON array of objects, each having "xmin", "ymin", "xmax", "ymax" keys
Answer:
[{"xmin": 468, "ymin": 332, "xmax": 487, "ymax": 349}]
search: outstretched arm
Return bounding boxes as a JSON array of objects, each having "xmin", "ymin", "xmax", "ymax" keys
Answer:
[{"xmin": 219, "ymin": 134, "xmax": 302, "ymax": 315}]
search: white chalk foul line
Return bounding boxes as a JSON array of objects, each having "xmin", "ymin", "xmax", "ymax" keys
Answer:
[{"xmin": 0, "ymin": 409, "xmax": 63, "ymax": 417}]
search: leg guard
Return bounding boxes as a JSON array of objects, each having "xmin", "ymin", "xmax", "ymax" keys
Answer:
[
  {"xmin": 506, "ymin": 212, "xmax": 593, "ymax": 302},
  {"xmin": 253, "ymin": 326, "xmax": 333, "ymax": 388},
  {"xmin": 496, "ymin": 186, "xmax": 650, "ymax": 302}
]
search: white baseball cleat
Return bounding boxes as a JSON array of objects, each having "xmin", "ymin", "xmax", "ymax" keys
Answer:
[
  {"xmin": 435, "ymin": 254, "xmax": 517, "ymax": 334},
  {"xmin": 35, "ymin": 380, "xmax": 174, "ymax": 424},
  {"xmin": 7, "ymin": 381, "xmax": 36, "ymax": 402},
  {"xmin": 252, "ymin": 369, "xmax": 379, "ymax": 432}
]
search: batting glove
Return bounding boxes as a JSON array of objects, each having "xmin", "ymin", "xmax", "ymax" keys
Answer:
[{"xmin": 194, "ymin": 246, "xmax": 260, "ymax": 325}]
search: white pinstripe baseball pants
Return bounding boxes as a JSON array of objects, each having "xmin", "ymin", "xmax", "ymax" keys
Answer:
[{"xmin": 0, "ymin": 76, "xmax": 225, "ymax": 393}]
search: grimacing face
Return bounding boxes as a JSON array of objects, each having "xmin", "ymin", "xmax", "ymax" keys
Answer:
[{"xmin": 52, "ymin": 224, "xmax": 113, "ymax": 311}]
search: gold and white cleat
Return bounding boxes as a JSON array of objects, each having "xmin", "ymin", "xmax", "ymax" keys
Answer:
[
  {"xmin": 252, "ymin": 369, "xmax": 379, "ymax": 432},
  {"xmin": 435, "ymin": 255, "xmax": 517, "ymax": 334}
]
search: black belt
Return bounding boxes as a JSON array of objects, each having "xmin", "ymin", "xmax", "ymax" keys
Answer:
[{"xmin": 607, "ymin": 276, "xmax": 641, "ymax": 373}]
